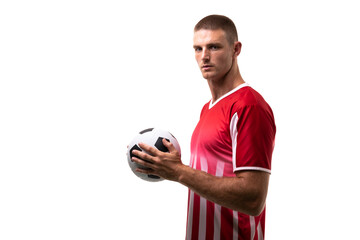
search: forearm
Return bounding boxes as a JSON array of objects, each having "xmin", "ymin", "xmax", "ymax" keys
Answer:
[
  {"xmin": 131, "ymin": 141, "xmax": 268, "ymax": 216},
  {"xmin": 176, "ymin": 164, "xmax": 267, "ymax": 216}
]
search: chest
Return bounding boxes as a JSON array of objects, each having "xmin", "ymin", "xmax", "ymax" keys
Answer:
[{"xmin": 191, "ymin": 105, "xmax": 233, "ymax": 156}]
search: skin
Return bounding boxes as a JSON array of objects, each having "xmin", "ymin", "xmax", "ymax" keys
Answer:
[
  {"xmin": 193, "ymin": 29, "xmax": 245, "ymax": 102},
  {"xmin": 131, "ymin": 29, "xmax": 270, "ymax": 216}
]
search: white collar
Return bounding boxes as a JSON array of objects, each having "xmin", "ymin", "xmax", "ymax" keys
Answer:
[{"xmin": 209, "ymin": 82, "xmax": 250, "ymax": 109}]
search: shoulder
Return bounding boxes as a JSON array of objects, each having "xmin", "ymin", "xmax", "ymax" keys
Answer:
[
  {"xmin": 230, "ymin": 86, "xmax": 271, "ymax": 111},
  {"xmin": 233, "ymin": 86, "xmax": 266, "ymax": 105},
  {"xmin": 228, "ymin": 86, "xmax": 275, "ymax": 127}
]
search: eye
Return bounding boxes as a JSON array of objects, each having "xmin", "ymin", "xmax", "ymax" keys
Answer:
[
  {"xmin": 194, "ymin": 47, "xmax": 202, "ymax": 52},
  {"xmin": 209, "ymin": 45, "xmax": 220, "ymax": 50}
]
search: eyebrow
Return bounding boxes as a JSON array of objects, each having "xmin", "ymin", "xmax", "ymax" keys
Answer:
[{"xmin": 193, "ymin": 42, "xmax": 223, "ymax": 49}]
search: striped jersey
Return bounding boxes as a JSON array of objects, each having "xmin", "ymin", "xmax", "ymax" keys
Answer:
[{"xmin": 186, "ymin": 83, "xmax": 276, "ymax": 240}]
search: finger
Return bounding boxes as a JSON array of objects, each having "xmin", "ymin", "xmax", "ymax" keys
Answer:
[
  {"xmin": 162, "ymin": 138, "xmax": 178, "ymax": 154},
  {"xmin": 138, "ymin": 142, "xmax": 161, "ymax": 156},
  {"xmin": 135, "ymin": 167, "xmax": 158, "ymax": 176},
  {"xmin": 131, "ymin": 156, "xmax": 154, "ymax": 169},
  {"xmin": 131, "ymin": 149, "xmax": 155, "ymax": 163}
]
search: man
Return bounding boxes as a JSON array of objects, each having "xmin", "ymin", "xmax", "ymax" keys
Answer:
[{"xmin": 131, "ymin": 15, "xmax": 276, "ymax": 240}]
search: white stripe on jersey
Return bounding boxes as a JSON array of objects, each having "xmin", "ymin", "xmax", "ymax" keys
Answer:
[
  {"xmin": 186, "ymin": 190, "xmax": 194, "ymax": 240},
  {"xmin": 186, "ymin": 153, "xmax": 197, "ymax": 240},
  {"xmin": 250, "ymin": 216, "xmax": 256, "ymax": 240},
  {"xmin": 214, "ymin": 160, "xmax": 225, "ymax": 239},
  {"xmin": 214, "ymin": 203, "xmax": 221, "ymax": 240},
  {"xmin": 230, "ymin": 112, "xmax": 239, "ymax": 171},
  {"xmin": 233, "ymin": 210, "xmax": 238, "ymax": 240},
  {"xmin": 230, "ymin": 112, "xmax": 272, "ymax": 174},
  {"xmin": 257, "ymin": 222, "xmax": 264, "ymax": 240},
  {"xmin": 198, "ymin": 195, "xmax": 207, "ymax": 240},
  {"xmin": 234, "ymin": 166, "xmax": 272, "ymax": 174},
  {"xmin": 198, "ymin": 157, "xmax": 208, "ymax": 239}
]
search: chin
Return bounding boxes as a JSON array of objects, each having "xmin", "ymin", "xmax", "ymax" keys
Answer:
[
  {"xmin": 203, "ymin": 74, "xmax": 220, "ymax": 82},
  {"xmin": 202, "ymin": 71, "xmax": 216, "ymax": 80}
]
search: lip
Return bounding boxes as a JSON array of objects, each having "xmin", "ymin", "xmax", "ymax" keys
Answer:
[{"xmin": 202, "ymin": 65, "xmax": 214, "ymax": 70}]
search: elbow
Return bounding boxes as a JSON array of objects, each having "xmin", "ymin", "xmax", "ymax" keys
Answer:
[
  {"xmin": 247, "ymin": 201, "xmax": 265, "ymax": 216},
  {"xmin": 245, "ymin": 186, "xmax": 268, "ymax": 216},
  {"xmin": 237, "ymin": 195, "xmax": 267, "ymax": 216}
]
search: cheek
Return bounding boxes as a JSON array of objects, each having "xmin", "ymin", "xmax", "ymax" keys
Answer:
[
  {"xmin": 195, "ymin": 55, "xmax": 201, "ymax": 65},
  {"xmin": 217, "ymin": 54, "xmax": 232, "ymax": 69},
  {"xmin": 225, "ymin": 53, "xmax": 235, "ymax": 68}
]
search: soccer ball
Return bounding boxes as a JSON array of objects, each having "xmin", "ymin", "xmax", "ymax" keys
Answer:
[{"xmin": 127, "ymin": 128, "xmax": 181, "ymax": 182}]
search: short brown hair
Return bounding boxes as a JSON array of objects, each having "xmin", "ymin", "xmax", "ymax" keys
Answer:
[{"xmin": 194, "ymin": 15, "xmax": 238, "ymax": 44}]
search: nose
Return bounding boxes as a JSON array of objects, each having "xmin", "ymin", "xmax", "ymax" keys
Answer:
[{"xmin": 201, "ymin": 49, "xmax": 210, "ymax": 62}]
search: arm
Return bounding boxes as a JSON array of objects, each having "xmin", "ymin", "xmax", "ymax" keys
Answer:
[
  {"xmin": 177, "ymin": 165, "xmax": 269, "ymax": 216},
  {"xmin": 131, "ymin": 139, "xmax": 269, "ymax": 216}
]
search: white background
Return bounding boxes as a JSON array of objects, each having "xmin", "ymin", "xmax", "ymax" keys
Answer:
[{"xmin": 1, "ymin": 0, "xmax": 359, "ymax": 239}]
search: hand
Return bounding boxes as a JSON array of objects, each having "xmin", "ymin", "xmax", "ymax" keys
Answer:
[{"xmin": 131, "ymin": 138, "xmax": 183, "ymax": 181}]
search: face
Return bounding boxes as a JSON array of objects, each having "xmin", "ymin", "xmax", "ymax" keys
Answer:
[{"xmin": 193, "ymin": 29, "xmax": 235, "ymax": 81}]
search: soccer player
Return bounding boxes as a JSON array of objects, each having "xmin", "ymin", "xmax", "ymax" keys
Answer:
[{"xmin": 131, "ymin": 15, "xmax": 276, "ymax": 240}]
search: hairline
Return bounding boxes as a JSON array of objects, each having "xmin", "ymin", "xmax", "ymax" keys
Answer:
[{"xmin": 194, "ymin": 27, "xmax": 237, "ymax": 45}]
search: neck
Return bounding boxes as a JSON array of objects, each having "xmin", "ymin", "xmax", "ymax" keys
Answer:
[{"xmin": 207, "ymin": 64, "xmax": 245, "ymax": 103}]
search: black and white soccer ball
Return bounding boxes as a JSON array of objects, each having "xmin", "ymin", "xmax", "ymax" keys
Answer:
[{"xmin": 127, "ymin": 128, "xmax": 181, "ymax": 182}]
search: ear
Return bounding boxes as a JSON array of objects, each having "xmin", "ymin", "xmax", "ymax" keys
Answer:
[{"xmin": 234, "ymin": 41, "xmax": 242, "ymax": 56}]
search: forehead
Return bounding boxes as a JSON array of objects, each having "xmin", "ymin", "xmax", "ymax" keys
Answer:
[{"xmin": 193, "ymin": 29, "xmax": 228, "ymax": 45}]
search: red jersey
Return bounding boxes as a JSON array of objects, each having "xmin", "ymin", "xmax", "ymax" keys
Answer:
[{"xmin": 186, "ymin": 83, "xmax": 276, "ymax": 240}]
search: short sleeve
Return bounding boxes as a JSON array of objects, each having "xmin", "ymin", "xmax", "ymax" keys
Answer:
[{"xmin": 230, "ymin": 104, "xmax": 276, "ymax": 173}]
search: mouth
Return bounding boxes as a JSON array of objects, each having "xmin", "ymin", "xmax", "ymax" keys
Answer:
[{"xmin": 202, "ymin": 64, "xmax": 214, "ymax": 71}]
